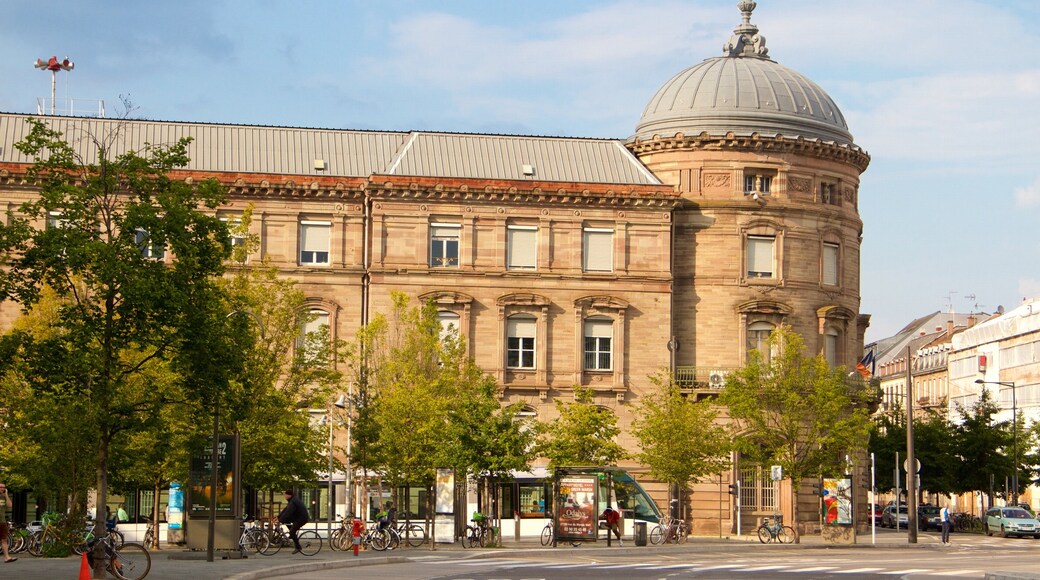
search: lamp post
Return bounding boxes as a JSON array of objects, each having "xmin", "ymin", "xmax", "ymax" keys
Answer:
[
  {"xmin": 327, "ymin": 394, "xmax": 347, "ymax": 537},
  {"xmin": 975, "ymin": 379, "xmax": 1018, "ymax": 504}
]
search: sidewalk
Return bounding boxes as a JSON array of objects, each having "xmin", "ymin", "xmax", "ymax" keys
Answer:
[{"xmin": 5, "ymin": 531, "xmax": 948, "ymax": 580}]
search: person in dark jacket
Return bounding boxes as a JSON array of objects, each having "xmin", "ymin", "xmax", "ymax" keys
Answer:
[{"xmin": 278, "ymin": 489, "xmax": 310, "ymax": 553}]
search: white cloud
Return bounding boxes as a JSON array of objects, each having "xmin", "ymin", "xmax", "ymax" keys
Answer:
[{"xmin": 1014, "ymin": 177, "xmax": 1040, "ymax": 208}]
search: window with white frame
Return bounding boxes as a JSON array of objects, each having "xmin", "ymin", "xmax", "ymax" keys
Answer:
[
  {"xmin": 47, "ymin": 211, "xmax": 68, "ymax": 230},
  {"xmin": 299, "ymin": 309, "xmax": 330, "ymax": 365},
  {"xmin": 506, "ymin": 225, "xmax": 537, "ymax": 270},
  {"xmin": 299, "ymin": 221, "xmax": 331, "ymax": 265},
  {"xmin": 746, "ymin": 235, "xmax": 775, "ymax": 279},
  {"xmin": 744, "ymin": 174, "xmax": 773, "ymax": 195},
  {"xmin": 822, "ymin": 242, "xmax": 839, "ymax": 286},
  {"xmin": 583, "ymin": 317, "xmax": 613, "ymax": 371},
  {"xmin": 582, "ymin": 228, "xmax": 614, "ymax": 272},
  {"xmin": 220, "ymin": 215, "xmax": 248, "ymax": 251},
  {"xmin": 438, "ymin": 311, "xmax": 460, "ymax": 342},
  {"xmin": 824, "ymin": 327, "xmax": 840, "ymax": 368},
  {"xmin": 135, "ymin": 229, "xmax": 165, "ymax": 260},
  {"xmin": 430, "ymin": 223, "xmax": 460, "ymax": 268},
  {"xmin": 506, "ymin": 316, "xmax": 536, "ymax": 369},
  {"xmin": 747, "ymin": 321, "xmax": 775, "ymax": 365}
]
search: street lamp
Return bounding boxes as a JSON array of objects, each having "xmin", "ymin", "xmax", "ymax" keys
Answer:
[
  {"xmin": 327, "ymin": 394, "xmax": 347, "ymax": 537},
  {"xmin": 975, "ymin": 379, "xmax": 1018, "ymax": 504}
]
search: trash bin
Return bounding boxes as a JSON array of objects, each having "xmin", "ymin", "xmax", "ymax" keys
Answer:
[{"xmin": 634, "ymin": 521, "xmax": 647, "ymax": 546}]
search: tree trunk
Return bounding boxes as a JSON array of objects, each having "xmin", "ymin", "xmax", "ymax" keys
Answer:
[{"xmin": 91, "ymin": 437, "xmax": 110, "ymax": 579}]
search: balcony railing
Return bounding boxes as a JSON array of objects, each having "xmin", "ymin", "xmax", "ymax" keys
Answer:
[{"xmin": 674, "ymin": 366, "xmax": 740, "ymax": 391}]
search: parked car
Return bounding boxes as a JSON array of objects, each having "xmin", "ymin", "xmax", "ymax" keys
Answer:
[
  {"xmin": 882, "ymin": 505, "xmax": 909, "ymax": 529},
  {"xmin": 918, "ymin": 506, "xmax": 942, "ymax": 531},
  {"xmin": 870, "ymin": 504, "xmax": 884, "ymax": 526},
  {"xmin": 984, "ymin": 507, "xmax": 1040, "ymax": 538}
]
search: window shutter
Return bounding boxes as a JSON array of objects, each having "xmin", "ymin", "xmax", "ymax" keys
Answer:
[
  {"xmin": 583, "ymin": 229, "xmax": 614, "ymax": 272},
  {"xmin": 823, "ymin": 242, "xmax": 839, "ymax": 285},
  {"xmin": 301, "ymin": 222, "xmax": 331, "ymax": 253},
  {"xmin": 747, "ymin": 236, "xmax": 774, "ymax": 277},
  {"xmin": 507, "ymin": 226, "xmax": 537, "ymax": 269}
]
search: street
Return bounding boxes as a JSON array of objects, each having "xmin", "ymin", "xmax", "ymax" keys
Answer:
[{"xmin": 11, "ymin": 529, "xmax": 1040, "ymax": 580}]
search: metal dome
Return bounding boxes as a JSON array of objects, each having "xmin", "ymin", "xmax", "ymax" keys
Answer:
[{"xmin": 632, "ymin": 1, "xmax": 853, "ymax": 145}]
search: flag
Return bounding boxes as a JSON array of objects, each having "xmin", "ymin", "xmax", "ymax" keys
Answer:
[{"xmin": 855, "ymin": 350, "xmax": 875, "ymax": 378}]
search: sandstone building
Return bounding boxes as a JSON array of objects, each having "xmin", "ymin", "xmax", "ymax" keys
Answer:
[{"xmin": 0, "ymin": 2, "xmax": 869, "ymax": 534}]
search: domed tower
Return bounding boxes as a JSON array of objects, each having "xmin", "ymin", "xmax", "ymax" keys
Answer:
[{"xmin": 629, "ymin": 1, "xmax": 871, "ymax": 383}]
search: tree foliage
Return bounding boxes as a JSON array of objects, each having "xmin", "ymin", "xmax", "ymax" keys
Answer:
[
  {"xmin": 719, "ymin": 325, "xmax": 873, "ymax": 533},
  {"xmin": 952, "ymin": 389, "xmax": 1014, "ymax": 496},
  {"xmin": 631, "ymin": 372, "xmax": 731, "ymax": 488},
  {"xmin": 534, "ymin": 385, "xmax": 627, "ymax": 468},
  {"xmin": 868, "ymin": 409, "xmax": 958, "ymax": 497},
  {"xmin": 0, "ymin": 116, "xmax": 233, "ymax": 564}
]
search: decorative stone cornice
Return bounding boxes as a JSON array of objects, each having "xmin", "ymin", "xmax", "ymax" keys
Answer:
[{"xmin": 627, "ymin": 132, "xmax": 871, "ymax": 173}]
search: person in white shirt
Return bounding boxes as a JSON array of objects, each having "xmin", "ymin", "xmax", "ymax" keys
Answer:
[{"xmin": 940, "ymin": 505, "xmax": 952, "ymax": 544}]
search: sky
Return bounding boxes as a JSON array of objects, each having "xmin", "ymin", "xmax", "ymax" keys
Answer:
[{"xmin": 2, "ymin": 0, "xmax": 1038, "ymax": 343}]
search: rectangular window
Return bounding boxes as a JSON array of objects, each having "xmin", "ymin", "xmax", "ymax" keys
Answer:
[
  {"xmin": 582, "ymin": 228, "xmax": 614, "ymax": 272},
  {"xmin": 507, "ymin": 317, "xmax": 536, "ymax": 369},
  {"xmin": 518, "ymin": 484, "xmax": 548, "ymax": 518},
  {"xmin": 47, "ymin": 211, "xmax": 68, "ymax": 230},
  {"xmin": 506, "ymin": 225, "xmax": 537, "ymax": 270},
  {"xmin": 584, "ymin": 319, "xmax": 613, "ymax": 371},
  {"xmin": 135, "ymin": 229, "xmax": 165, "ymax": 260},
  {"xmin": 299, "ymin": 310, "xmax": 330, "ymax": 365},
  {"xmin": 300, "ymin": 221, "xmax": 331, "ymax": 265},
  {"xmin": 746, "ymin": 235, "xmax": 775, "ymax": 279},
  {"xmin": 430, "ymin": 223, "xmax": 460, "ymax": 267},
  {"xmin": 220, "ymin": 216, "xmax": 248, "ymax": 250},
  {"xmin": 823, "ymin": 242, "xmax": 839, "ymax": 286},
  {"xmin": 744, "ymin": 174, "xmax": 772, "ymax": 194},
  {"xmin": 824, "ymin": 331, "xmax": 839, "ymax": 368}
]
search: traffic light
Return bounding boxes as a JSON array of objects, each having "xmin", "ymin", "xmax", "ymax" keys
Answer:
[{"xmin": 727, "ymin": 484, "xmax": 737, "ymax": 496}]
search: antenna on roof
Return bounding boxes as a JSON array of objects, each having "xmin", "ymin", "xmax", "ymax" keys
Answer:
[{"xmin": 944, "ymin": 291, "xmax": 958, "ymax": 315}]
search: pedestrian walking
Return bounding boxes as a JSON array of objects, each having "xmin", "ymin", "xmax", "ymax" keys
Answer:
[
  {"xmin": 278, "ymin": 489, "xmax": 310, "ymax": 554},
  {"xmin": 940, "ymin": 505, "xmax": 952, "ymax": 544},
  {"xmin": 0, "ymin": 482, "xmax": 16, "ymax": 563}
]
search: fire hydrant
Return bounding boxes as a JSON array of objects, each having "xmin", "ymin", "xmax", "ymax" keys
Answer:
[{"xmin": 351, "ymin": 518, "xmax": 364, "ymax": 556}]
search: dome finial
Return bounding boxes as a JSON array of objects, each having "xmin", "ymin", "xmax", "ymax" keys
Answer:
[{"xmin": 724, "ymin": 0, "xmax": 769, "ymax": 59}]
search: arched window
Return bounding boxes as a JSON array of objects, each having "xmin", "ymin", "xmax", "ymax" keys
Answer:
[
  {"xmin": 438, "ymin": 311, "xmax": 460, "ymax": 342},
  {"xmin": 584, "ymin": 317, "xmax": 614, "ymax": 371},
  {"xmin": 747, "ymin": 321, "xmax": 775, "ymax": 364},
  {"xmin": 824, "ymin": 327, "xmax": 840, "ymax": 367},
  {"xmin": 299, "ymin": 308, "xmax": 330, "ymax": 365},
  {"xmin": 507, "ymin": 315, "xmax": 537, "ymax": 369}
]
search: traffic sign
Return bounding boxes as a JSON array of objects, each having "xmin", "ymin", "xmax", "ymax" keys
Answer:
[{"xmin": 903, "ymin": 458, "xmax": 921, "ymax": 473}]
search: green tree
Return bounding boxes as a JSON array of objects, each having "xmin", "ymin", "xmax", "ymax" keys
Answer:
[
  {"xmin": 631, "ymin": 372, "xmax": 731, "ymax": 503},
  {"xmin": 719, "ymin": 325, "xmax": 873, "ymax": 537},
  {"xmin": 0, "ymin": 117, "xmax": 232, "ymax": 570},
  {"xmin": 953, "ymin": 389, "xmax": 1012, "ymax": 501},
  {"xmin": 346, "ymin": 292, "xmax": 532, "ymax": 526},
  {"xmin": 868, "ymin": 409, "xmax": 958, "ymax": 499},
  {"xmin": 535, "ymin": 385, "xmax": 627, "ymax": 468}
]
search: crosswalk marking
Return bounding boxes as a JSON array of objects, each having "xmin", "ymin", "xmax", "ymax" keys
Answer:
[
  {"xmin": 784, "ymin": 566, "xmax": 838, "ymax": 573},
  {"xmin": 836, "ymin": 568, "xmax": 883, "ymax": 574},
  {"xmin": 927, "ymin": 571, "xmax": 983, "ymax": 576},
  {"xmin": 880, "ymin": 569, "xmax": 930, "ymax": 575},
  {"xmin": 740, "ymin": 565, "xmax": 791, "ymax": 571}
]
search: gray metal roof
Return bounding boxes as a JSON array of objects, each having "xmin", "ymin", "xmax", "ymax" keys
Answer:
[{"xmin": 0, "ymin": 113, "xmax": 659, "ymax": 186}]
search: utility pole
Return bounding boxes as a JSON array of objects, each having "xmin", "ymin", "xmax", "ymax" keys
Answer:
[{"xmin": 905, "ymin": 346, "xmax": 918, "ymax": 543}]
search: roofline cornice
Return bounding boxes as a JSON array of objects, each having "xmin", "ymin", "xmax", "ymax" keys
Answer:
[{"xmin": 627, "ymin": 133, "xmax": 871, "ymax": 173}]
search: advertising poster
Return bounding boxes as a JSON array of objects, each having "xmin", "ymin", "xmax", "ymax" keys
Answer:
[
  {"xmin": 189, "ymin": 436, "xmax": 236, "ymax": 517},
  {"xmin": 558, "ymin": 476, "xmax": 597, "ymax": 540},
  {"xmin": 167, "ymin": 483, "xmax": 184, "ymax": 530},
  {"xmin": 822, "ymin": 477, "xmax": 852, "ymax": 525}
]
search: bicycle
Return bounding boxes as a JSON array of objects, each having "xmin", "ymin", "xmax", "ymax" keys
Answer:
[
  {"xmin": 464, "ymin": 514, "xmax": 493, "ymax": 548},
  {"xmin": 396, "ymin": 520, "xmax": 426, "ymax": 547},
  {"xmin": 85, "ymin": 532, "xmax": 151, "ymax": 580},
  {"xmin": 361, "ymin": 521, "xmax": 399, "ymax": 551},
  {"xmin": 237, "ymin": 517, "xmax": 269, "ymax": 555},
  {"xmin": 258, "ymin": 521, "xmax": 321, "ymax": 556},
  {"xmin": 540, "ymin": 517, "xmax": 554, "ymax": 546},
  {"xmin": 649, "ymin": 516, "xmax": 688, "ymax": 545},
  {"xmin": 756, "ymin": 514, "xmax": 795, "ymax": 544},
  {"xmin": 142, "ymin": 517, "xmax": 157, "ymax": 549},
  {"xmin": 328, "ymin": 516, "xmax": 351, "ymax": 551}
]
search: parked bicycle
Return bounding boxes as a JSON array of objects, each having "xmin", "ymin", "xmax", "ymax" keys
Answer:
[
  {"xmin": 650, "ymin": 516, "xmax": 688, "ymax": 545},
  {"xmin": 361, "ymin": 521, "xmax": 399, "ymax": 551},
  {"xmin": 142, "ymin": 517, "xmax": 157, "ymax": 549},
  {"xmin": 540, "ymin": 515, "xmax": 554, "ymax": 546},
  {"xmin": 85, "ymin": 532, "xmax": 151, "ymax": 580},
  {"xmin": 396, "ymin": 520, "xmax": 427, "ymax": 547},
  {"xmin": 756, "ymin": 514, "xmax": 795, "ymax": 544},
  {"xmin": 464, "ymin": 513, "xmax": 494, "ymax": 548},
  {"xmin": 237, "ymin": 516, "xmax": 269, "ymax": 555},
  {"xmin": 953, "ymin": 512, "xmax": 982, "ymax": 533}
]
